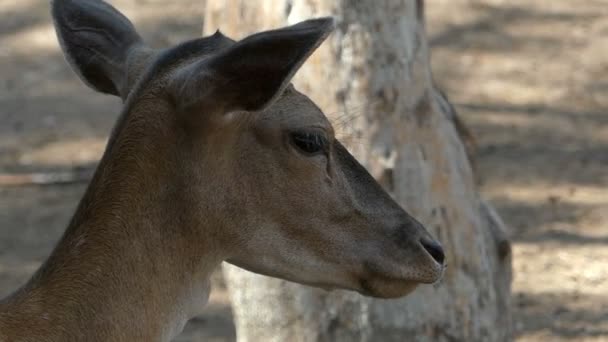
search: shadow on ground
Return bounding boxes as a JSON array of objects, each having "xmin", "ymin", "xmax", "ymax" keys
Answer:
[{"xmin": 428, "ymin": 1, "xmax": 608, "ymax": 340}]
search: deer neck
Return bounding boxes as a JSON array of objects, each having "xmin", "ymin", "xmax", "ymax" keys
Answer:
[{"xmin": 0, "ymin": 108, "xmax": 224, "ymax": 341}]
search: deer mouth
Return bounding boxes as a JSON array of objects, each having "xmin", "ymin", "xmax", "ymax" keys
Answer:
[
  {"xmin": 291, "ymin": 270, "xmax": 422, "ymax": 298},
  {"xmin": 358, "ymin": 275, "xmax": 420, "ymax": 298},
  {"xmin": 356, "ymin": 256, "xmax": 445, "ymax": 298}
]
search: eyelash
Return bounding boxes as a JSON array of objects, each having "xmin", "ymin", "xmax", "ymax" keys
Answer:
[{"xmin": 290, "ymin": 131, "xmax": 328, "ymax": 155}]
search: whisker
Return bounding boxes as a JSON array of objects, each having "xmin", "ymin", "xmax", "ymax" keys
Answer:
[
  {"xmin": 328, "ymin": 99, "xmax": 382, "ymax": 130},
  {"xmin": 329, "ymin": 101, "xmax": 380, "ymax": 146}
]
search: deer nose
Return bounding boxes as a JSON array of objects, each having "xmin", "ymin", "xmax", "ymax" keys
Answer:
[{"xmin": 420, "ymin": 237, "xmax": 445, "ymax": 265}]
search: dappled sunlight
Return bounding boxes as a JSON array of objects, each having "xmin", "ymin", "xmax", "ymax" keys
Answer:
[
  {"xmin": 0, "ymin": 0, "xmax": 204, "ymax": 57},
  {"xmin": 428, "ymin": 0, "xmax": 608, "ymax": 341},
  {"xmin": 464, "ymin": 108, "xmax": 607, "ymax": 142},
  {"xmin": 428, "ymin": 0, "xmax": 608, "ymax": 109},
  {"xmin": 485, "ymin": 184, "xmax": 608, "ymax": 207},
  {"xmin": 17, "ymin": 137, "xmax": 107, "ymax": 166},
  {"xmin": 514, "ymin": 242, "xmax": 608, "ymax": 296},
  {"xmin": 1, "ymin": 0, "xmax": 38, "ymax": 12},
  {"xmin": 1, "ymin": 23, "xmax": 58, "ymax": 54},
  {"xmin": 513, "ymin": 289, "xmax": 608, "ymax": 342},
  {"xmin": 0, "ymin": 0, "xmax": 205, "ymax": 169},
  {"xmin": 480, "ymin": 78, "xmax": 561, "ymax": 104}
]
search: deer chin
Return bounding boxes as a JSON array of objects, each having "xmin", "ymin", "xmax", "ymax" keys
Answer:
[
  {"xmin": 287, "ymin": 275, "xmax": 419, "ymax": 299},
  {"xmin": 357, "ymin": 276, "xmax": 420, "ymax": 299},
  {"xmin": 354, "ymin": 258, "xmax": 445, "ymax": 298}
]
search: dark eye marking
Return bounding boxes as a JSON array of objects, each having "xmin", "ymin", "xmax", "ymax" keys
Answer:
[{"xmin": 290, "ymin": 130, "xmax": 328, "ymax": 156}]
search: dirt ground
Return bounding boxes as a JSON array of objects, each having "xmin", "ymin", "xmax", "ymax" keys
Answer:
[{"xmin": 0, "ymin": 0, "xmax": 606, "ymax": 341}]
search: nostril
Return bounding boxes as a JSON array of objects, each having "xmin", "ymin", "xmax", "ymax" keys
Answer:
[{"xmin": 420, "ymin": 238, "xmax": 445, "ymax": 265}]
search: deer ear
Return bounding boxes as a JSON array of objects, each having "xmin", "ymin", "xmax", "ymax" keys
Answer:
[
  {"xmin": 51, "ymin": 0, "xmax": 149, "ymax": 98},
  {"xmin": 170, "ymin": 17, "xmax": 335, "ymax": 114}
]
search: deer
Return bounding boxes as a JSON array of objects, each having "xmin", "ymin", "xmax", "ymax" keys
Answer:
[{"xmin": 0, "ymin": 0, "xmax": 446, "ymax": 341}]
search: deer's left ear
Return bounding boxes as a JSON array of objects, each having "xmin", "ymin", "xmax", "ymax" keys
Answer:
[
  {"xmin": 170, "ymin": 17, "xmax": 335, "ymax": 114},
  {"xmin": 51, "ymin": 0, "xmax": 153, "ymax": 99}
]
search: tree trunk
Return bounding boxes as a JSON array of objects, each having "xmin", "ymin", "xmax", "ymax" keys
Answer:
[{"xmin": 204, "ymin": 1, "xmax": 512, "ymax": 341}]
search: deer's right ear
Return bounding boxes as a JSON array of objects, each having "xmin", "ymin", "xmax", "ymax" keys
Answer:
[
  {"xmin": 51, "ymin": 0, "xmax": 151, "ymax": 99},
  {"xmin": 169, "ymin": 17, "xmax": 335, "ymax": 116}
]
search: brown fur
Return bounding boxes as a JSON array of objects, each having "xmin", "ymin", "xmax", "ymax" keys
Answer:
[{"xmin": 0, "ymin": 1, "xmax": 445, "ymax": 341}]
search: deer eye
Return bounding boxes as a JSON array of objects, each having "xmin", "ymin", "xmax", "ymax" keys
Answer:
[{"xmin": 290, "ymin": 131, "xmax": 328, "ymax": 155}]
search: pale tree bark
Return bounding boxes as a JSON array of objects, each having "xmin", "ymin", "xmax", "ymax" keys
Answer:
[{"xmin": 204, "ymin": 1, "xmax": 512, "ymax": 341}]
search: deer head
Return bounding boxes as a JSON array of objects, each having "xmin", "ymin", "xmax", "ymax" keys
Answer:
[{"xmin": 51, "ymin": 0, "xmax": 445, "ymax": 299}]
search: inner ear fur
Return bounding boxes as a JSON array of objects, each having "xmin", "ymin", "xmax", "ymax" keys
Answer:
[{"xmin": 51, "ymin": 0, "xmax": 152, "ymax": 99}]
